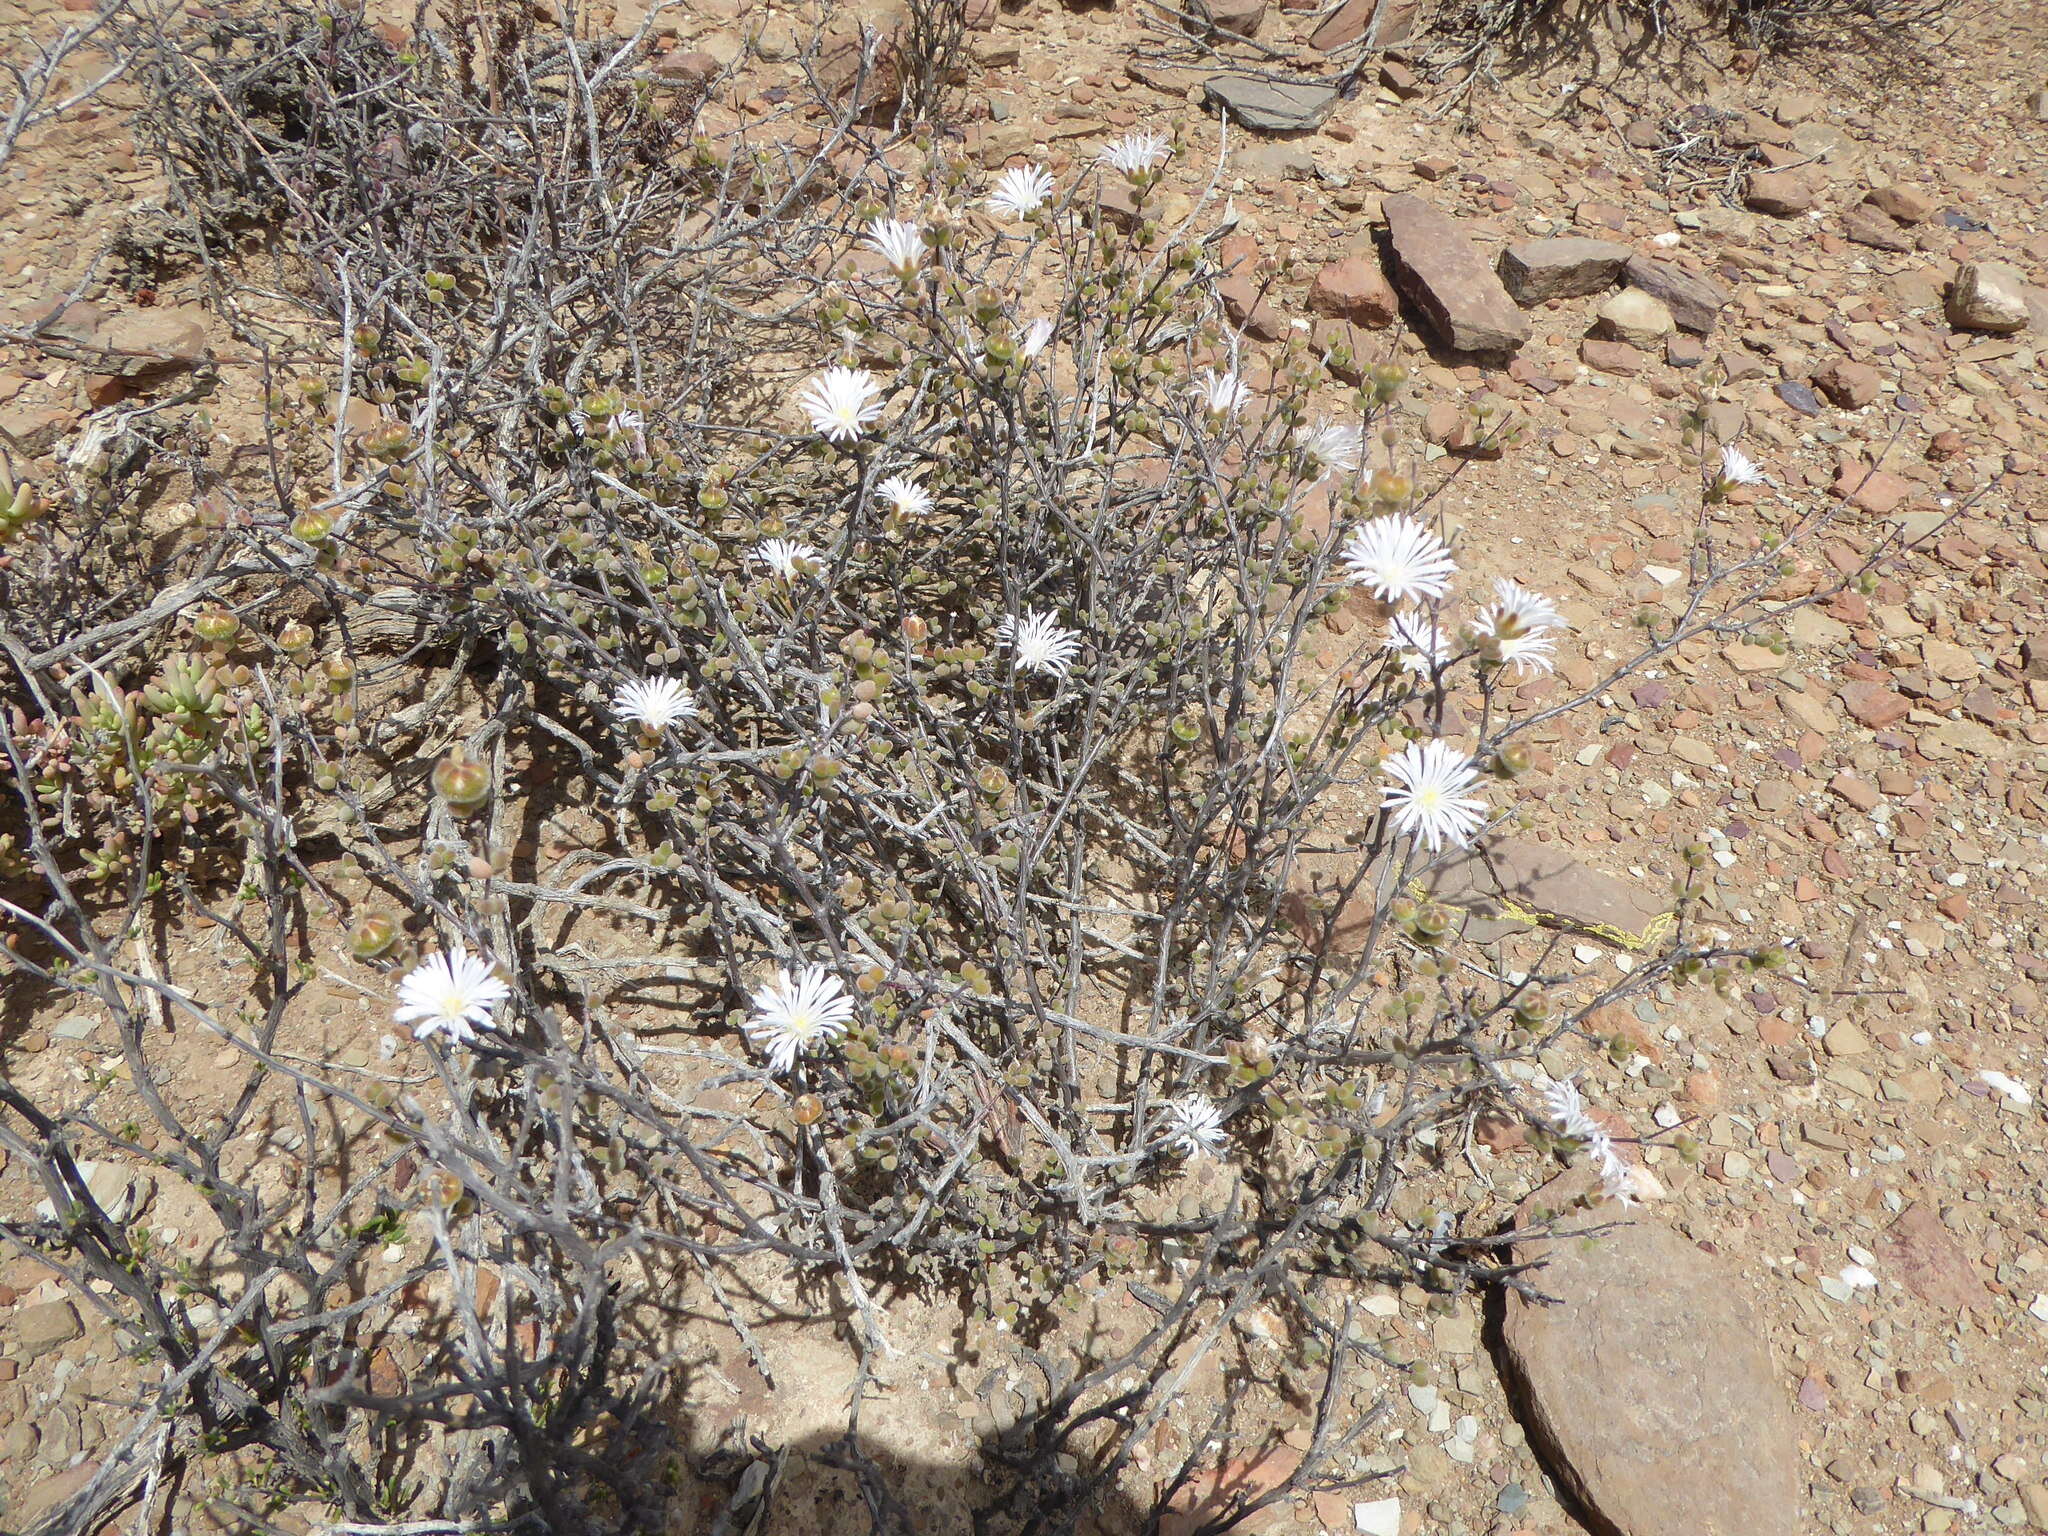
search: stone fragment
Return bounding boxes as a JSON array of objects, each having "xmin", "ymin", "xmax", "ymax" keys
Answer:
[
  {"xmin": 91, "ymin": 307, "xmax": 210, "ymax": 376},
  {"xmin": 1580, "ymin": 339, "xmax": 1644, "ymax": 375},
  {"xmin": 1946, "ymin": 262, "xmax": 2030, "ymax": 333},
  {"xmin": 1622, "ymin": 255, "xmax": 1729, "ymax": 334},
  {"xmin": 1745, "ymin": 170, "xmax": 1816, "ymax": 216},
  {"xmin": 1831, "ymin": 460, "xmax": 1911, "ymax": 514},
  {"xmin": 1202, "ymin": 75, "xmax": 1339, "ymax": 132},
  {"xmin": 1496, "ymin": 237, "xmax": 1632, "ymax": 304},
  {"xmin": 1381, "ymin": 194, "xmax": 1530, "ymax": 355},
  {"xmin": 1502, "ymin": 1209, "xmax": 1802, "ymax": 1536},
  {"xmin": 1837, "ymin": 680, "xmax": 1910, "ymax": 727},
  {"xmin": 1866, "ymin": 185, "xmax": 1935, "ymax": 224},
  {"xmin": 1308, "ymin": 256, "xmax": 1399, "ymax": 328},
  {"xmin": 1239, "ymin": 142, "xmax": 1321, "ymax": 182},
  {"xmin": 1594, "ymin": 288, "xmax": 1675, "ymax": 348},
  {"xmin": 1307, "ymin": 0, "xmax": 1416, "ymax": 51},
  {"xmin": 1840, "ymin": 203, "xmax": 1913, "ymax": 252},
  {"xmin": 1189, "ymin": 0, "xmax": 1265, "ymax": 36},
  {"xmin": 1881, "ymin": 1203, "xmax": 1990, "ymax": 1312},
  {"xmin": 17, "ymin": 1300, "xmax": 83, "ymax": 1360},
  {"xmin": 1813, "ymin": 358, "xmax": 1881, "ymax": 408}
]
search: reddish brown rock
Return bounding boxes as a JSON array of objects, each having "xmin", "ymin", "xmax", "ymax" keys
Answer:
[
  {"xmin": 1881, "ymin": 1203, "xmax": 1990, "ymax": 1312},
  {"xmin": 1866, "ymin": 185, "xmax": 1935, "ymax": 224},
  {"xmin": 1813, "ymin": 358, "xmax": 1882, "ymax": 408},
  {"xmin": 1832, "ymin": 459, "xmax": 1912, "ymax": 514},
  {"xmin": 1745, "ymin": 170, "xmax": 1817, "ymax": 217},
  {"xmin": 1840, "ymin": 203, "xmax": 1913, "ymax": 252},
  {"xmin": 1307, "ymin": 0, "xmax": 1416, "ymax": 51},
  {"xmin": 1502, "ymin": 1213, "xmax": 1802, "ymax": 1536},
  {"xmin": 1837, "ymin": 680, "xmax": 1911, "ymax": 728},
  {"xmin": 1190, "ymin": 0, "xmax": 1265, "ymax": 35},
  {"xmin": 1381, "ymin": 193, "xmax": 1530, "ymax": 355},
  {"xmin": 1497, "ymin": 236, "xmax": 1632, "ymax": 304},
  {"xmin": 1307, "ymin": 255, "xmax": 1398, "ymax": 328},
  {"xmin": 1581, "ymin": 338, "xmax": 1646, "ymax": 375}
]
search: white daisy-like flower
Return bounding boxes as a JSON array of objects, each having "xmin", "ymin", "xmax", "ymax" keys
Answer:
[
  {"xmin": 1099, "ymin": 129, "xmax": 1170, "ymax": 178},
  {"xmin": 1383, "ymin": 608, "xmax": 1452, "ymax": 674},
  {"xmin": 612, "ymin": 675, "xmax": 699, "ymax": 732},
  {"xmin": 744, "ymin": 964, "xmax": 856, "ymax": 1075},
  {"xmin": 797, "ymin": 366, "xmax": 884, "ymax": 443},
  {"xmin": 1017, "ymin": 316, "xmax": 1055, "ymax": 360},
  {"xmin": 1296, "ymin": 419, "xmax": 1364, "ymax": 476},
  {"xmin": 876, "ymin": 474, "xmax": 932, "ymax": 519},
  {"xmin": 986, "ymin": 163, "xmax": 1055, "ymax": 219},
  {"xmin": 996, "ymin": 609, "xmax": 1083, "ymax": 680},
  {"xmin": 864, "ymin": 217, "xmax": 926, "ymax": 276},
  {"xmin": 753, "ymin": 539, "xmax": 819, "ymax": 581},
  {"xmin": 394, "ymin": 946, "xmax": 511, "ymax": 1046},
  {"xmin": 1380, "ymin": 738, "xmax": 1487, "ymax": 852},
  {"xmin": 1338, "ymin": 515, "xmax": 1458, "ymax": 607},
  {"xmin": 1191, "ymin": 369, "xmax": 1251, "ymax": 418},
  {"xmin": 1161, "ymin": 1094, "xmax": 1227, "ymax": 1157},
  {"xmin": 1541, "ymin": 1077, "xmax": 1636, "ymax": 1206},
  {"xmin": 1474, "ymin": 578, "xmax": 1566, "ymax": 677},
  {"xmin": 1718, "ymin": 444, "xmax": 1766, "ymax": 485}
]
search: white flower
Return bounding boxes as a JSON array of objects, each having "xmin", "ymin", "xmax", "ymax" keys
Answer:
[
  {"xmin": 395, "ymin": 947, "xmax": 511, "ymax": 1045},
  {"xmin": 1191, "ymin": 369, "xmax": 1250, "ymax": 418},
  {"xmin": 986, "ymin": 163, "xmax": 1055, "ymax": 218},
  {"xmin": 877, "ymin": 475, "xmax": 932, "ymax": 519},
  {"xmin": 996, "ymin": 610, "xmax": 1083, "ymax": 680},
  {"xmin": 572, "ymin": 406, "xmax": 644, "ymax": 442},
  {"xmin": 612, "ymin": 675, "xmax": 699, "ymax": 731},
  {"xmin": 1718, "ymin": 444, "xmax": 1766, "ymax": 485},
  {"xmin": 1380, "ymin": 738, "xmax": 1487, "ymax": 852},
  {"xmin": 797, "ymin": 366, "xmax": 884, "ymax": 443},
  {"xmin": 1017, "ymin": 316, "xmax": 1055, "ymax": 360},
  {"xmin": 1099, "ymin": 129, "xmax": 1170, "ymax": 178},
  {"xmin": 1475, "ymin": 579, "xmax": 1566, "ymax": 677},
  {"xmin": 864, "ymin": 217, "xmax": 926, "ymax": 275},
  {"xmin": 1161, "ymin": 1094, "xmax": 1227, "ymax": 1157},
  {"xmin": 1296, "ymin": 419, "xmax": 1363, "ymax": 476},
  {"xmin": 744, "ymin": 965, "xmax": 856, "ymax": 1074},
  {"xmin": 1384, "ymin": 609, "xmax": 1452, "ymax": 674},
  {"xmin": 753, "ymin": 539, "xmax": 819, "ymax": 581},
  {"xmin": 1339, "ymin": 515, "xmax": 1457, "ymax": 607},
  {"xmin": 1541, "ymin": 1078, "xmax": 1636, "ymax": 1206}
]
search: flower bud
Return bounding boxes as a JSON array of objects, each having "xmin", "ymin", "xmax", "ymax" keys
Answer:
[
  {"xmin": 291, "ymin": 507, "xmax": 335, "ymax": 543},
  {"xmin": 348, "ymin": 911, "xmax": 400, "ymax": 959},
  {"xmin": 193, "ymin": 608, "xmax": 241, "ymax": 646},
  {"xmin": 433, "ymin": 752, "xmax": 491, "ymax": 815}
]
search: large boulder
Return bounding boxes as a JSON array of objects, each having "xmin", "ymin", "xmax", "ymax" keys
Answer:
[
  {"xmin": 1502, "ymin": 1205, "xmax": 1803, "ymax": 1536},
  {"xmin": 1381, "ymin": 194, "xmax": 1530, "ymax": 355}
]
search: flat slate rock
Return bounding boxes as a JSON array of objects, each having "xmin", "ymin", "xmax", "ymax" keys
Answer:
[
  {"xmin": 1202, "ymin": 76, "xmax": 1340, "ymax": 133},
  {"xmin": 1382, "ymin": 193, "xmax": 1530, "ymax": 354},
  {"xmin": 1622, "ymin": 254, "xmax": 1730, "ymax": 335},
  {"xmin": 1502, "ymin": 1213, "xmax": 1802, "ymax": 1536},
  {"xmin": 1284, "ymin": 836, "xmax": 1669, "ymax": 954},
  {"xmin": 1497, "ymin": 237, "xmax": 1632, "ymax": 304}
]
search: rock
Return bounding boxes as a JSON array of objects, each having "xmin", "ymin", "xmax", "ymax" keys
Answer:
[
  {"xmin": 17, "ymin": 1299, "xmax": 82, "ymax": 1360},
  {"xmin": 1881, "ymin": 1203, "xmax": 1990, "ymax": 1312},
  {"xmin": 1622, "ymin": 255, "xmax": 1729, "ymax": 334},
  {"xmin": 1502, "ymin": 1210, "xmax": 1801, "ymax": 1536},
  {"xmin": 1308, "ymin": 0, "xmax": 1416, "ymax": 51},
  {"xmin": 1813, "ymin": 357, "xmax": 1881, "ymax": 408},
  {"xmin": 1777, "ymin": 379, "xmax": 1823, "ymax": 416},
  {"xmin": 1308, "ymin": 256, "xmax": 1398, "ymax": 328},
  {"xmin": 1381, "ymin": 193, "xmax": 1530, "ymax": 355},
  {"xmin": 1831, "ymin": 459, "xmax": 1911, "ymax": 514},
  {"xmin": 1202, "ymin": 75, "xmax": 1339, "ymax": 133},
  {"xmin": 1839, "ymin": 203, "xmax": 1913, "ymax": 252},
  {"xmin": 2017, "ymin": 1482, "xmax": 2048, "ymax": 1530},
  {"xmin": 1946, "ymin": 262, "xmax": 2030, "ymax": 333},
  {"xmin": 1189, "ymin": 0, "xmax": 1265, "ymax": 35},
  {"xmin": 14, "ymin": 1461, "xmax": 101, "ymax": 1531},
  {"xmin": 1287, "ymin": 836, "xmax": 1665, "ymax": 955},
  {"xmin": 1837, "ymin": 680, "xmax": 1910, "ymax": 728},
  {"xmin": 1745, "ymin": 170, "xmax": 1817, "ymax": 217},
  {"xmin": 1866, "ymin": 185, "xmax": 1935, "ymax": 224},
  {"xmin": 0, "ymin": 401, "xmax": 79, "ymax": 455},
  {"xmin": 1580, "ymin": 338, "xmax": 1644, "ymax": 375},
  {"xmin": 1353, "ymin": 1497, "xmax": 1402, "ymax": 1536},
  {"xmin": 1497, "ymin": 237, "xmax": 1632, "ymax": 304},
  {"xmin": 1594, "ymin": 288, "xmax": 1675, "ymax": 348},
  {"xmin": 1239, "ymin": 142, "xmax": 1321, "ymax": 182},
  {"xmin": 91, "ymin": 307, "xmax": 210, "ymax": 376}
]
